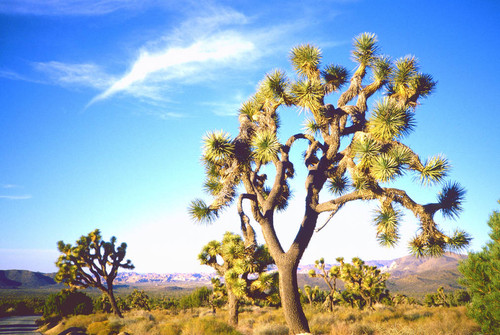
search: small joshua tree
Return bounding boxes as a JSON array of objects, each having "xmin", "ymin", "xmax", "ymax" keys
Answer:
[
  {"xmin": 199, "ymin": 231, "xmax": 278, "ymax": 325},
  {"xmin": 55, "ymin": 229, "xmax": 134, "ymax": 317},
  {"xmin": 190, "ymin": 32, "xmax": 470, "ymax": 333},
  {"xmin": 308, "ymin": 258, "xmax": 342, "ymax": 311},
  {"xmin": 337, "ymin": 257, "xmax": 389, "ymax": 310},
  {"xmin": 309, "ymin": 257, "xmax": 389, "ymax": 310}
]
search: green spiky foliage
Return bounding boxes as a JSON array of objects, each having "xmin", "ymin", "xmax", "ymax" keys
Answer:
[
  {"xmin": 308, "ymin": 258, "xmax": 342, "ymax": 311},
  {"xmin": 327, "ymin": 175, "xmax": 350, "ymax": 195},
  {"xmin": 367, "ymin": 97, "xmax": 415, "ymax": 142},
  {"xmin": 419, "ymin": 155, "xmax": 450, "ymax": 185},
  {"xmin": 252, "ymin": 130, "xmax": 281, "ymax": 163},
  {"xmin": 203, "ymin": 130, "xmax": 234, "ymax": 164},
  {"xmin": 55, "ymin": 229, "xmax": 134, "ymax": 318},
  {"xmin": 309, "ymin": 257, "xmax": 390, "ymax": 310},
  {"xmin": 387, "ymin": 56, "xmax": 436, "ymax": 107},
  {"xmin": 338, "ymin": 257, "xmax": 390, "ymax": 310},
  {"xmin": 199, "ymin": 231, "xmax": 278, "ymax": 325},
  {"xmin": 191, "ymin": 33, "xmax": 468, "ymax": 334},
  {"xmin": 352, "ymin": 33, "xmax": 379, "ymax": 68},
  {"xmin": 290, "ymin": 44, "xmax": 322, "ymax": 79},
  {"xmin": 374, "ymin": 206, "xmax": 402, "ymax": 246},
  {"xmin": 459, "ymin": 205, "xmax": 500, "ymax": 334},
  {"xmin": 322, "ymin": 64, "xmax": 349, "ymax": 94}
]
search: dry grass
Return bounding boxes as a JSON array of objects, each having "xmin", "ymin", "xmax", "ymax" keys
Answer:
[{"xmin": 40, "ymin": 305, "xmax": 480, "ymax": 335}]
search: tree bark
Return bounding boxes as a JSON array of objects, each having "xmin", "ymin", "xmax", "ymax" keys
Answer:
[
  {"xmin": 227, "ymin": 287, "xmax": 239, "ymax": 326},
  {"xmin": 106, "ymin": 286, "xmax": 123, "ymax": 318},
  {"xmin": 277, "ymin": 261, "xmax": 310, "ymax": 334}
]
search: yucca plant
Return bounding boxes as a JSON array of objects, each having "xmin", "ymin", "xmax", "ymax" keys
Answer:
[
  {"xmin": 199, "ymin": 231, "xmax": 277, "ymax": 326},
  {"xmin": 190, "ymin": 34, "xmax": 468, "ymax": 334}
]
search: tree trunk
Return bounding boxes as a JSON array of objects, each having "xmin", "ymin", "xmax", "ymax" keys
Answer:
[
  {"xmin": 227, "ymin": 288, "xmax": 239, "ymax": 326},
  {"xmin": 278, "ymin": 262, "xmax": 310, "ymax": 334},
  {"xmin": 106, "ymin": 287, "xmax": 123, "ymax": 318}
]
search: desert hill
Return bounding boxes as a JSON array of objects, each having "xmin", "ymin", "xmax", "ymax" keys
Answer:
[
  {"xmin": 0, "ymin": 270, "xmax": 57, "ymax": 288},
  {"xmin": 0, "ymin": 253, "xmax": 467, "ymax": 297}
]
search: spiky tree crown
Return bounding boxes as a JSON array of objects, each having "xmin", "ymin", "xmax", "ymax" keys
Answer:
[
  {"xmin": 55, "ymin": 229, "xmax": 134, "ymax": 290},
  {"xmin": 199, "ymin": 232, "xmax": 278, "ymax": 305},
  {"xmin": 190, "ymin": 33, "xmax": 469, "ymax": 259}
]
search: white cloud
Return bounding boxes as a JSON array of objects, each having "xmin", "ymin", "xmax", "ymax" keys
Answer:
[
  {"xmin": 0, "ymin": 0, "xmax": 158, "ymax": 16},
  {"xmin": 33, "ymin": 61, "xmax": 115, "ymax": 89},
  {"xmin": 0, "ymin": 195, "xmax": 32, "ymax": 200},
  {"xmin": 89, "ymin": 31, "xmax": 256, "ymax": 106}
]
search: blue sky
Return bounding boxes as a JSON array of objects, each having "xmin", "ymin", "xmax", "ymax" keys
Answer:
[{"xmin": 0, "ymin": 0, "xmax": 499, "ymax": 273}]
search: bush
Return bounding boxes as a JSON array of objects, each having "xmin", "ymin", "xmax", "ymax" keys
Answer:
[
  {"xmin": 126, "ymin": 289, "xmax": 151, "ymax": 310},
  {"xmin": 459, "ymin": 206, "xmax": 500, "ymax": 334},
  {"xmin": 182, "ymin": 317, "xmax": 242, "ymax": 335},
  {"xmin": 179, "ymin": 287, "xmax": 212, "ymax": 309},
  {"xmin": 43, "ymin": 289, "xmax": 93, "ymax": 318}
]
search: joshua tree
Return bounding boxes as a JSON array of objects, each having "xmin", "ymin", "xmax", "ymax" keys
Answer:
[
  {"xmin": 199, "ymin": 231, "xmax": 278, "ymax": 325},
  {"xmin": 337, "ymin": 257, "xmax": 389, "ymax": 309},
  {"xmin": 309, "ymin": 257, "xmax": 389, "ymax": 310},
  {"xmin": 55, "ymin": 229, "xmax": 134, "ymax": 318},
  {"xmin": 308, "ymin": 258, "xmax": 342, "ymax": 311},
  {"xmin": 189, "ymin": 32, "xmax": 470, "ymax": 333}
]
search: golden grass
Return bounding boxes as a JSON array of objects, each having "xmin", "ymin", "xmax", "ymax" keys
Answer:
[{"xmin": 40, "ymin": 305, "xmax": 480, "ymax": 335}]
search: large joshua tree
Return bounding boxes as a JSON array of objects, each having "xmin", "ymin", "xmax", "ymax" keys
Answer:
[{"xmin": 189, "ymin": 33, "xmax": 470, "ymax": 334}]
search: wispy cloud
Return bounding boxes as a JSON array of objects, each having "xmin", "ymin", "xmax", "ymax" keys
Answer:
[
  {"xmin": 33, "ymin": 61, "xmax": 115, "ymax": 89},
  {"xmin": 2, "ymin": 184, "xmax": 20, "ymax": 189},
  {"xmin": 0, "ymin": 195, "xmax": 32, "ymax": 200},
  {"xmin": 0, "ymin": 0, "xmax": 156, "ymax": 16},
  {"xmin": 85, "ymin": 5, "xmax": 261, "ymax": 107},
  {"xmin": 88, "ymin": 31, "xmax": 255, "ymax": 107}
]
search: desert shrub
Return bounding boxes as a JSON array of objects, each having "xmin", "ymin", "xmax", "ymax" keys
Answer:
[
  {"xmin": 179, "ymin": 286, "xmax": 212, "ymax": 309},
  {"xmin": 351, "ymin": 323, "xmax": 375, "ymax": 335},
  {"xmin": 253, "ymin": 323, "xmax": 289, "ymax": 335},
  {"xmin": 43, "ymin": 289, "xmax": 93, "ymax": 318},
  {"xmin": 182, "ymin": 317, "xmax": 242, "ymax": 335},
  {"xmin": 126, "ymin": 289, "xmax": 151, "ymax": 310},
  {"xmin": 0, "ymin": 298, "xmax": 44, "ymax": 316},
  {"xmin": 158, "ymin": 323, "xmax": 182, "ymax": 335},
  {"xmin": 87, "ymin": 320, "xmax": 119, "ymax": 335}
]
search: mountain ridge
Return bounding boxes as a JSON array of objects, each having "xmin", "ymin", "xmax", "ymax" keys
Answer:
[{"xmin": 0, "ymin": 252, "xmax": 467, "ymax": 294}]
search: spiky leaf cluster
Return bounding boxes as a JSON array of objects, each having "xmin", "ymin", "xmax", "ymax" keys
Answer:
[
  {"xmin": 188, "ymin": 199, "xmax": 218, "ymax": 224},
  {"xmin": 251, "ymin": 130, "xmax": 281, "ymax": 163},
  {"xmin": 322, "ymin": 64, "xmax": 349, "ymax": 93},
  {"xmin": 203, "ymin": 130, "xmax": 234, "ymax": 164},
  {"xmin": 290, "ymin": 44, "xmax": 321, "ymax": 78},
  {"xmin": 419, "ymin": 155, "xmax": 449, "ymax": 185},
  {"xmin": 327, "ymin": 175, "xmax": 350, "ymax": 195},
  {"xmin": 291, "ymin": 79, "xmax": 324, "ymax": 113},
  {"xmin": 388, "ymin": 56, "xmax": 436, "ymax": 106},
  {"xmin": 352, "ymin": 33, "xmax": 379, "ymax": 66},
  {"xmin": 374, "ymin": 206, "xmax": 402, "ymax": 247},
  {"xmin": 368, "ymin": 97, "xmax": 415, "ymax": 142},
  {"xmin": 437, "ymin": 182, "xmax": 466, "ymax": 219}
]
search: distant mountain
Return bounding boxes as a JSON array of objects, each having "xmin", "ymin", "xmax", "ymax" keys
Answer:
[
  {"xmin": 297, "ymin": 252, "xmax": 467, "ymax": 298},
  {"xmin": 1, "ymin": 253, "xmax": 467, "ymax": 297},
  {"xmin": 384, "ymin": 252, "xmax": 467, "ymax": 296},
  {"xmin": 0, "ymin": 270, "xmax": 57, "ymax": 288},
  {"xmin": 114, "ymin": 272, "xmax": 215, "ymax": 284}
]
